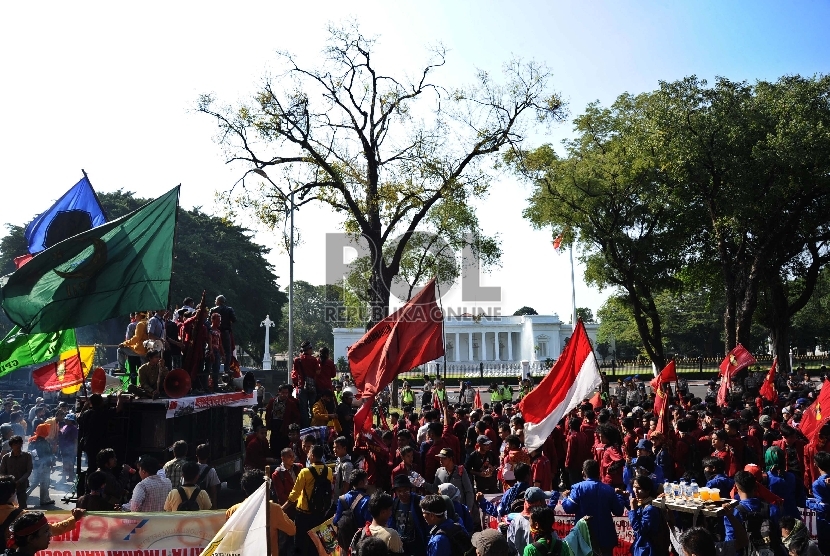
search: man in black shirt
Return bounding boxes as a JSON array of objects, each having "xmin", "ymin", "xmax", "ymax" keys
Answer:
[
  {"xmin": 210, "ymin": 295, "xmax": 236, "ymax": 373},
  {"xmin": 465, "ymin": 435, "xmax": 499, "ymax": 493},
  {"xmin": 163, "ymin": 311, "xmax": 184, "ymax": 369}
]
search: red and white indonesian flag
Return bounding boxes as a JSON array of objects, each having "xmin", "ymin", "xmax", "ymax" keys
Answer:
[{"xmin": 519, "ymin": 320, "xmax": 601, "ymax": 451}]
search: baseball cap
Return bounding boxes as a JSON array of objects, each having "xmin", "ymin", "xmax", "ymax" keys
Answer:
[
  {"xmin": 636, "ymin": 439, "xmax": 653, "ymax": 451},
  {"xmin": 797, "ymin": 398, "xmax": 809, "ymax": 406},
  {"xmin": 476, "ymin": 435, "xmax": 492, "ymax": 445},
  {"xmin": 524, "ymin": 487, "xmax": 552, "ymax": 503},
  {"xmin": 437, "ymin": 448, "xmax": 454, "ymax": 459},
  {"xmin": 471, "ymin": 530, "xmax": 508, "ymax": 556}
]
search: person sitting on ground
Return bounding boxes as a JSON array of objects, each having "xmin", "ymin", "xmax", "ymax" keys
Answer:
[
  {"xmin": 164, "ymin": 461, "xmax": 212, "ymax": 511},
  {"xmin": 226, "ymin": 469, "xmax": 296, "ymax": 556},
  {"xmin": 76, "ymin": 471, "xmax": 112, "ymax": 511},
  {"xmin": 125, "ymin": 456, "xmax": 171, "ymax": 512}
]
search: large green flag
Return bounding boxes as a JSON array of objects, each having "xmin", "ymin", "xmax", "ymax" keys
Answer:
[
  {"xmin": 0, "ymin": 326, "xmax": 77, "ymax": 377},
  {"xmin": 1, "ymin": 187, "xmax": 179, "ymax": 333}
]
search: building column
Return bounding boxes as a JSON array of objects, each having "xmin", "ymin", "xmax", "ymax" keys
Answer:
[
  {"xmin": 482, "ymin": 332, "xmax": 487, "ymax": 361},
  {"xmin": 455, "ymin": 332, "xmax": 460, "ymax": 362},
  {"xmin": 507, "ymin": 332, "xmax": 513, "ymax": 361},
  {"xmin": 495, "ymin": 332, "xmax": 501, "ymax": 361},
  {"xmin": 468, "ymin": 332, "xmax": 474, "ymax": 361}
]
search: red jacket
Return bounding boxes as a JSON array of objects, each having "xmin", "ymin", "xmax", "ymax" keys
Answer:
[
  {"xmin": 565, "ymin": 430, "xmax": 591, "ymax": 470},
  {"xmin": 271, "ymin": 463, "xmax": 304, "ymax": 504},
  {"xmin": 292, "ymin": 354, "xmax": 319, "ymax": 388},
  {"xmin": 423, "ymin": 424, "xmax": 458, "ymax": 483},
  {"xmin": 531, "ymin": 453, "xmax": 553, "ymax": 491},
  {"xmin": 265, "ymin": 396, "xmax": 301, "ymax": 437},
  {"xmin": 245, "ymin": 435, "xmax": 271, "ymax": 470},
  {"xmin": 315, "ymin": 358, "xmax": 337, "ymax": 392}
]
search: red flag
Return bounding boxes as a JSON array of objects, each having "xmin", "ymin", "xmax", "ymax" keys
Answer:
[
  {"xmin": 589, "ymin": 391, "xmax": 602, "ymax": 409},
  {"xmin": 717, "ymin": 372, "xmax": 731, "ymax": 406},
  {"xmin": 433, "ymin": 392, "xmax": 440, "ymax": 409},
  {"xmin": 32, "ymin": 354, "xmax": 83, "ymax": 391},
  {"xmin": 519, "ymin": 320, "xmax": 601, "ymax": 450},
  {"xmin": 760, "ymin": 357, "xmax": 778, "ymax": 403},
  {"xmin": 348, "ymin": 278, "xmax": 444, "ymax": 436},
  {"xmin": 13, "ymin": 254, "xmax": 33, "ymax": 269},
  {"xmin": 650, "ymin": 360, "xmax": 678, "ymax": 392},
  {"xmin": 720, "ymin": 344, "xmax": 757, "ymax": 376},
  {"xmin": 800, "ymin": 381, "xmax": 830, "ymax": 446},
  {"xmin": 552, "ymin": 233, "xmax": 563, "ymax": 253},
  {"xmin": 354, "ymin": 399, "xmax": 374, "ymax": 435},
  {"xmin": 653, "ymin": 389, "xmax": 668, "ymax": 434},
  {"xmin": 474, "ymin": 388, "xmax": 483, "ymax": 410}
]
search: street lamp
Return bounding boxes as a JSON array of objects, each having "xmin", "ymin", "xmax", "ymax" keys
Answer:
[{"xmin": 252, "ymin": 168, "xmax": 297, "ymax": 367}]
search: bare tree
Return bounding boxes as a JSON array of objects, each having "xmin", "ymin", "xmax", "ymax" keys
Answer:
[{"xmin": 199, "ymin": 23, "xmax": 564, "ymax": 324}]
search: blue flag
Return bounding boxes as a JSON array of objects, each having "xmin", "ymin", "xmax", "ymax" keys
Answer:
[{"xmin": 25, "ymin": 175, "xmax": 107, "ymax": 254}]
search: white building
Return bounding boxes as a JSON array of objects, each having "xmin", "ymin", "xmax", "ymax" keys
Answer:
[{"xmin": 333, "ymin": 314, "xmax": 600, "ymax": 375}]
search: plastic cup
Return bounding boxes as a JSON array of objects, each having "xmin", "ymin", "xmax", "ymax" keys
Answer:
[
  {"xmin": 700, "ymin": 488, "xmax": 711, "ymax": 502},
  {"xmin": 710, "ymin": 489, "xmax": 721, "ymax": 501}
]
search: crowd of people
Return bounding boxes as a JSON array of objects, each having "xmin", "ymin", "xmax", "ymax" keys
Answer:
[
  {"xmin": 252, "ymin": 349, "xmax": 830, "ymax": 556},
  {"xmin": 117, "ymin": 295, "xmax": 237, "ymax": 394}
]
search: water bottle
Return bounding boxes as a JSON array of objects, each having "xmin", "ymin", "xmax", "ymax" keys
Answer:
[
  {"xmin": 679, "ymin": 480, "xmax": 688, "ymax": 502},
  {"xmin": 690, "ymin": 480, "xmax": 700, "ymax": 503},
  {"xmin": 664, "ymin": 481, "xmax": 673, "ymax": 501}
]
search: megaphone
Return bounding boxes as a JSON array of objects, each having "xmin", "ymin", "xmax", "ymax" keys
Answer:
[
  {"xmin": 90, "ymin": 368, "xmax": 124, "ymax": 395},
  {"xmin": 164, "ymin": 368, "xmax": 192, "ymax": 399},
  {"xmin": 230, "ymin": 371, "xmax": 256, "ymax": 393}
]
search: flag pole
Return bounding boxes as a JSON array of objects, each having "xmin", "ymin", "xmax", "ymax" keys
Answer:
[
  {"xmin": 569, "ymin": 243, "xmax": 577, "ymax": 328},
  {"xmin": 81, "ymin": 169, "xmax": 108, "ymax": 221},
  {"xmin": 264, "ymin": 465, "xmax": 272, "ymax": 556}
]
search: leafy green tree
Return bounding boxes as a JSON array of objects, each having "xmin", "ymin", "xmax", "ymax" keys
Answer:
[
  {"xmin": 575, "ymin": 307, "xmax": 595, "ymax": 323},
  {"xmin": 0, "ymin": 190, "xmax": 287, "ymax": 364},
  {"xmin": 513, "ymin": 306, "xmax": 538, "ymax": 316},
  {"xmin": 198, "ymin": 23, "xmax": 564, "ymax": 326},
  {"xmin": 275, "ymin": 280, "xmax": 334, "ymax": 352}
]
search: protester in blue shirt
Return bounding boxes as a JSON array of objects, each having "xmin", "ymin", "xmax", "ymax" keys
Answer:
[
  {"xmin": 703, "ymin": 456, "xmax": 734, "ymax": 499},
  {"xmin": 805, "ymin": 451, "xmax": 830, "ymax": 555},
  {"xmin": 725, "ymin": 470, "xmax": 781, "ymax": 553},
  {"xmin": 765, "ymin": 446, "xmax": 798, "ymax": 518},
  {"xmin": 478, "ymin": 462, "xmax": 531, "ymax": 517},
  {"xmin": 420, "ymin": 494, "xmax": 473, "ymax": 556},
  {"xmin": 561, "ymin": 459, "xmax": 625, "ymax": 556},
  {"xmin": 622, "ymin": 454, "xmax": 663, "ymax": 497},
  {"xmin": 628, "ymin": 475, "xmax": 665, "ymax": 556},
  {"xmin": 333, "ymin": 469, "xmax": 372, "ymax": 530}
]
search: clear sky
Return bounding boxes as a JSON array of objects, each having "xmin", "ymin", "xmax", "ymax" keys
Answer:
[{"xmin": 1, "ymin": 1, "xmax": 828, "ymax": 321}]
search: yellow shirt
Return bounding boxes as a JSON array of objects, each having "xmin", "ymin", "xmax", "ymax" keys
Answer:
[
  {"xmin": 122, "ymin": 320, "xmax": 149, "ymax": 356},
  {"xmin": 287, "ymin": 463, "xmax": 332, "ymax": 512},
  {"xmin": 164, "ymin": 485, "xmax": 213, "ymax": 511}
]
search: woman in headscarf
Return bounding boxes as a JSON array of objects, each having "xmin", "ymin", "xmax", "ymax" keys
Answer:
[
  {"xmin": 27, "ymin": 424, "xmax": 53, "ymax": 506},
  {"xmin": 781, "ymin": 515, "xmax": 822, "ymax": 556},
  {"xmin": 766, "ymin": 446, "xmax": 799, "ymax": 518}
]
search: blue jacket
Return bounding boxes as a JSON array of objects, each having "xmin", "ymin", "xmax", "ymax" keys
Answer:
[
  {"xmin": 561, "ymin": 478, "xmax": 625, "ymax": 549},
  {"xmin": 628, "ymin": 502, "xmax": 662, "ymax": 556},
  {"xmin": 427, "ymin": 519, "xmax": 464, "ymax": 556},
  {"xmin": 333, "ymin": 489, "xmax": 371, "ymax": 528},
  {"xmin": 388, "ymin": 494, "xmax": 429, "ymax": 549},
  {"xmin": 724, "ymin": 497, "xmax": 779, "ymax": 542},
  {"xmin": 768, "ymin": 470, "xmax": 798, "ymax": 518},
  {"xmin": 622, "ymin": 459, "xmax": 663, "ymax": 496},
  {"xmin": 479, "ymin": 481, "xmax": 529, "ymax": 517},
  {"xmin": 806, "ymin": 474, "xmax": 830, "ymax": 529},
  {"xmin": 654, "ymin": 447, "xmax": 673, "ymax": 482},
  {"xmin": 706, "ymin": 474, "xmax": 734, "ymax": 499}
]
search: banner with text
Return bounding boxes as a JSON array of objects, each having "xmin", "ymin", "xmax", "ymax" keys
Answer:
[
  {"xmin": 45, "ymin": 511, "xmax": 226, "ymax": 555},
  {"xmin": 130, "ymin": 392, "xmax": 255, "ymax": 419}
]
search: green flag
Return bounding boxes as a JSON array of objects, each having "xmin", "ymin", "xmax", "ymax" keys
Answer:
[
  {"xmin": 1, "ymin": 187, "xmax": 179, "ymax": 333},
  {"xmin": 0, "ymin": 326, "xmax": 77, "ymax": 377}
]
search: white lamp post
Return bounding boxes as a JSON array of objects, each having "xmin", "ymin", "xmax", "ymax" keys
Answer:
[{"xmin": 261, "ymin": 315, "xmax": 275, "ymax": 370}]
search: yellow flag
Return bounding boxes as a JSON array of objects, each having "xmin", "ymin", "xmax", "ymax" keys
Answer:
[{"xmin": 61, "ymin": 346, "xmax": 95, "ymax": 394}]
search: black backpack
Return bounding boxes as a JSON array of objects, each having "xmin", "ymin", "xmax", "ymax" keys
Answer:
[
  {"xmin": 176, "ymin": 486, "xmax": 202, "ymax": 511},
  {"xmin": 307, "ymin": 466, "xmax": 333, "ymax": 514},
  {"xmin": 435, "ymin": 523, "xmax": 476, "ymax": 556},
  {"xmin": 197, "ymin": 465, "xmax": 214, "ymax": 490},
  {"xmin": 348, "ymin": 523, "xmax": 373, "ymax": 556},
  {"xmin": 336, "ymin": 493, "xmax": 367, "ymax": 551},
  {"xmin": 738, "ymin": 502, "xmax": 779, "ymax": 554}
]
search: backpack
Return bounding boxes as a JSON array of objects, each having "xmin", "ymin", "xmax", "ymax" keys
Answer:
[
  {"xmin": 176, "ymin": 486, "xmax": 202, "ymax": 511},
  {"xmin": 531, "ymin": 538, "xmax": 564, "ymax": 556},
  {"xmin": 738, "ymin": 502, "xmax": 778, "ymax": 556},
  {"xmin": 197, "ymin": 465, "xmax": 214, "ymax": 490},
  {"xmin": 509, "ymin": 483, "xmax": 530, "ymax": 513},
  {"xmin": 307, "ymin": 466, "xmax": 333, "ymax": 514},
  {"xmin": 348, "ymin": 522, "xmax": 373, "ymax": 556},
  {"xmin": 435, "ymin": 523, "xmax": 476, "ymax": 556},
  {"xmin": 336, "ymin": 493, "xmax": 366, "ymax": 551}
]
